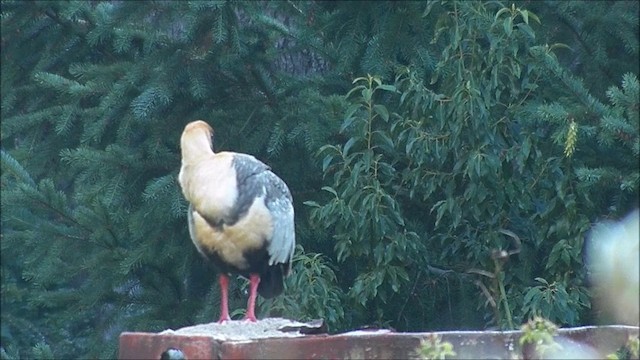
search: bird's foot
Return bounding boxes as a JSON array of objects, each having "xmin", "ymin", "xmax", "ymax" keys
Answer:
[
  {"xmin": 217, "ymin": 315, "xmax": 231, "ymax": 324},
  {"xmin": 243, "ymin": 314, "xmax": 257, "ymax": 322}
]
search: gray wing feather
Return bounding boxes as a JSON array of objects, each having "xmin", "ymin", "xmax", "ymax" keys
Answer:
[
  {"xmin": 262, "ymin": 171, "xmax": 295, "ymax": 267},
  {"xmin": 233, "ymin": 154, "xmax": 295, "ymax": 267}
]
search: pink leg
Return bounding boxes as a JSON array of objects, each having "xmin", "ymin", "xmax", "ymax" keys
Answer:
[
  {"xmin": 217, "ymin": 274, "xmax": 231, "ymax": 323},
  {"xmin": 244, "ymin": 274, "xmax": 260, "ymax": 322}
]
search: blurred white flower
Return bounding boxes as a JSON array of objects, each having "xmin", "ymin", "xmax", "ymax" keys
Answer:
[{"xmin": 587, "ymin": 209, "xmax": 639, "ymax": 325}]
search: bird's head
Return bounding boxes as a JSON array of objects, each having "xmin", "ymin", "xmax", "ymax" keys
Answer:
[{"xmin": 180, "ymin": 120, "xmax": 215, "ymax": 163}]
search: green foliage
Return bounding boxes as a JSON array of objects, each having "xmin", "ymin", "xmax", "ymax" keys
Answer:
[
  {"xmin": 414, "ymin": 334, "xmax": 456, "ymax": 360},
  {"xmin": 630, "ymin": 336, "xmax": 640, "ymax": 359},
  {"xmin": 521, "ymin": 277, "xmax": 589, "ymax": 325},
  {"xmin": 310, "ymin": 0, "xmax": 637, "ymax": 331},
  {"xmin": 608, "ymin": 335, "xmax": 640, "ymax": 360},
  {"xmin": 519, "ymin": 316, "xmax": 561, "ymax": 358},
  {"xmin": 310, "ymin": 75, "xmax": 421, "ymax": 322},
  {"xmin": 1, "ymin": 1, "xmax": 341, "ymax": 357},
  {"xmin": 310, "ymin": 2, "xmax": 439, "ymax": 79},
  {"xmin": 527, "ymin": 50, "xmax": 639, "ymax": 218},
  {"xmin": 262, "ymin": 245, "xmax": 345, "ymax": 331},
  {"xmin": 1, "ymin": 0, "xmax": 638, "ymax": 358},
  {"xmin": 0, "ymin": 341, "xmax": 53, "ymax": 360},
  {"xmin": 528, "ymin": 1, "xmax": 639, "ymax": 97}
]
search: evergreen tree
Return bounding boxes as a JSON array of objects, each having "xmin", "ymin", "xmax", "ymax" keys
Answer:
[
  {"xmin": 527, "ymin": 0, "xmax": 639, "ymax": 97},
  {"xmin": 1, "ymin": 1, "xmax": 343, "ymax": 358},
  {"xmin": 1, "ymin": 0, "xmax": 638, "ymax": 358}
]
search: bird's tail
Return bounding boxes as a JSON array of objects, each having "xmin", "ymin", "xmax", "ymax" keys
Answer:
[{"xmin": 257, "ymin": 264, "xmax": 286, "ymax": 299}]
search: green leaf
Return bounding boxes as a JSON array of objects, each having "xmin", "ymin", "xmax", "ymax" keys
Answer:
[
  {"xmin": 303, "ymin": 200, "xmax": 321, "ymax": 208},
  {"xmin": 534, "ymin": 277, "xmax": 550, "ymax": 286},
  {"xmin": 526, "ymin": 10, "xmax": 541, "ymax": 24},
  {"xmin": 494, "ymin": 7, "xmax": 511, "ymax": 21},
  {"xmin": 373, "ymin": 131, "xmax": 394, "ymax": 150},
  {"xmin": 346, "ymin": 85, "xmax": 366, "ymax": 99},
  {"xmin": 343, "ymin": 137, "xmax": 360, "ymax": 157},
  {"xmin": 322, "ymin": 154, "xmax": 334, "ymax": 172},
  {"xmin": 522, "ymin": 137, "xmax": 531, "ymax": 159},
  {"xmin": 362, "ymin": 88, "xmax": 373, "ymax": 103},
  {"xmin": 503, "ymin": 17, "xmax": 513, "ymax": 37},
  {"xmin": 521, "ymin": 10, "xmax": 529, "ymax": 24},
  {"xmin": 405, "ymin": 134, "xmax": 418, "ymax": 155},
  {"xmin": 376, "ymin": 84, "xmax": 397, "ymax": 93},
  {"xmin": 373, "ymin": 104, "xmax": 389, "ymax": 122},
  {"xmin": 321, "ymin": 186, "xmax": 338, "ymax": 197},
  {"xmin": 523, "ymin": 287, "xmax": 541, "ymax": 305},
  {"xmin": 340, "ymin": 116, "xmax": 356, "ymax": 133},
  {"xmin": 319, "ymin": 144, "xmax": 341, "ymax": 156}
]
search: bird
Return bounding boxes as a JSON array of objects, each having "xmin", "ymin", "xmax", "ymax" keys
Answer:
[{"xmin": 178, "ymin": 120, "xmax": 295, "ymax": 322}]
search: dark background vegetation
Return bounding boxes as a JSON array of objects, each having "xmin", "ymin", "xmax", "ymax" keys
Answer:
[{"xmin": 1, "ymin": 1, "xmax": 638, "ymax": 358}]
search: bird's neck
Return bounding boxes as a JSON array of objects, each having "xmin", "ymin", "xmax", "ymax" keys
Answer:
[{"xmin": 181, "ymin": 135, "xmax": 215, "ymax": 164}]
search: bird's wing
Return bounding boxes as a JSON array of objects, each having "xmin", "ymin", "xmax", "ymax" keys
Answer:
[
  {"xmin": 232, "ymin": 154, "xmax": 295, "ymax": 267},
  {"xmin": 262, "ymin": 170, "xmax": 295, "ymax": 267}
]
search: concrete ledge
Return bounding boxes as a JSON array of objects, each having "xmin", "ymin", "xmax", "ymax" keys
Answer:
[{"xmin": 119, "ymin": 325, "xmax": 638, "ymax": 359}]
